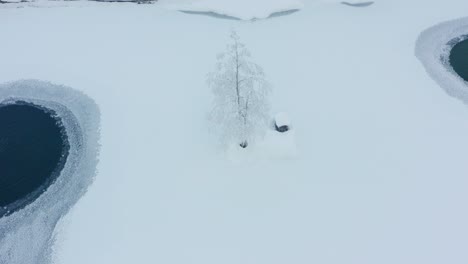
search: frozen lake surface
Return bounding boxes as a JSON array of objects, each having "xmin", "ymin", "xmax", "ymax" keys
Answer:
[{"xmin": 1, "ymin": 1, "xmax": 468, "ymax": 264}]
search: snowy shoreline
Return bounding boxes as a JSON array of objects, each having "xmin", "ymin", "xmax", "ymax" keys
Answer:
[
  {"xmin": 0, "ymin": 80, "xmax": 100, "ymax": 264},
  {"xmin": 0, "ymin": 0, "xmax": 305, "ymax": 21}
]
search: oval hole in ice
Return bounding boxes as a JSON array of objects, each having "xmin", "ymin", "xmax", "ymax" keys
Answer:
[
  {"xmin": 449, "ymin": 38, "xmax": 468, "ymax": 82},
  {"xmin": 0, "ymin": 101, "xmax": 69, "ymax": 217}
]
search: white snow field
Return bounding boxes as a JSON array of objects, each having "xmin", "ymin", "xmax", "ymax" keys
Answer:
[{"xmin": 1, "ymin": 0, "xmax": 468, "ymax": 263}]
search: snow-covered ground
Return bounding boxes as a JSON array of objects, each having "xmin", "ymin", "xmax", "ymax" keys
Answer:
[{"xmin": 1, "ymin": 0, "xmax": 468, "ymax": 263}]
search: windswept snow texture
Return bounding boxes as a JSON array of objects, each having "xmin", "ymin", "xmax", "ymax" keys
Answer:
[
  {"xmin": 163, "ymin": 0, "xmax": 304, "ymax": 20},
  {"xmin": 0, "ymin": 80, "xmax": 100, "ymax": 264},
  {"xmin": 416, "ymin": 18, "xmax": 468, "ymax": 105}
]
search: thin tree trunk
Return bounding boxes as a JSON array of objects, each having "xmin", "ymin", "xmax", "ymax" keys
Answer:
[
  {"xmin": 235, "ymin": 41, "xmax": 241, "ymax": 112},
  {"xmin": 234, "ymin": 40, "xmax": 247, "ymax": 147}
]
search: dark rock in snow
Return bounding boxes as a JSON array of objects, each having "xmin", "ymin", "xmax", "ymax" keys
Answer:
[
  {"xmin": 274, "ymin": 112, "xmax": 291, "ymax": 133},
  {"xmin": 275, "ymin": 123, "xmax": 290, "ymax": 133}
]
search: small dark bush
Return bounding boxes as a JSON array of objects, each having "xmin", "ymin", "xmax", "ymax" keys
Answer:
[{"xmin": 239, "ymin": 141, "xmax": 248, "ymax": 148}]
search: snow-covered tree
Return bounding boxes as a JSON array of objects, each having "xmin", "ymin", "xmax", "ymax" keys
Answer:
[{"xmin": 208, "ymin": 30, "xmax": 271, "ymax": 148}]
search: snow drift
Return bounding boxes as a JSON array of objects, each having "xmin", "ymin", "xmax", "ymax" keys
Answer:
[{"xmin": 160, "ymin": 0, "xmax": 304, "ymax": 20}]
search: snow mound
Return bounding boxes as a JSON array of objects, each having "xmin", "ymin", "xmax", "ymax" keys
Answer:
[
  {"xmin": 160, "ymin": 0, "xmax": 304, "ymax": 20},
  {"xmin": 0, "ymin": 80, "xmax": 100, "ymax": 264},
  {"xmin": 274, "ymin": 112, "xmax": 291, "ymax": 128},
  {"xmin": 415, "ymin": 17, "xmax": 468, "ymax": 105}
]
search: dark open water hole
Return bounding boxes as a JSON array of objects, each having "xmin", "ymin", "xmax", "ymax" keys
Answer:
[
  {"xmin": 449, "ymin": 38, "xmax": 468, "ymax": 82},
  {"xmin": 0, "ymin": 101, "xmax": 69, "ymax": 217}
]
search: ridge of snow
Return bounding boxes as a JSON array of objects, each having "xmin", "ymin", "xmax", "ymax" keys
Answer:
[
  {"xmin": 275, "ymin": 112, "xmax": 291, "ymax": 127},
  {"xmin": 160, "ymin": 0, "xmax": 304, "ymax": 20}
]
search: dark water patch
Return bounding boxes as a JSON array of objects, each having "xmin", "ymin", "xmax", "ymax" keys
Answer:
[
  {"xmin": 0, "ymin": 101, "xmax": 69, "ymax": 217},
  {"xmin": 179, "ymin": 10, "xmax": 241, "ymax": 20},
  {"xmin": 449, "ymin": 38, "xmax": 468, "ymax": 82},
  {"xmin": 341, "ymin": 1, "xmax": 374, "ymax": 7}
]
